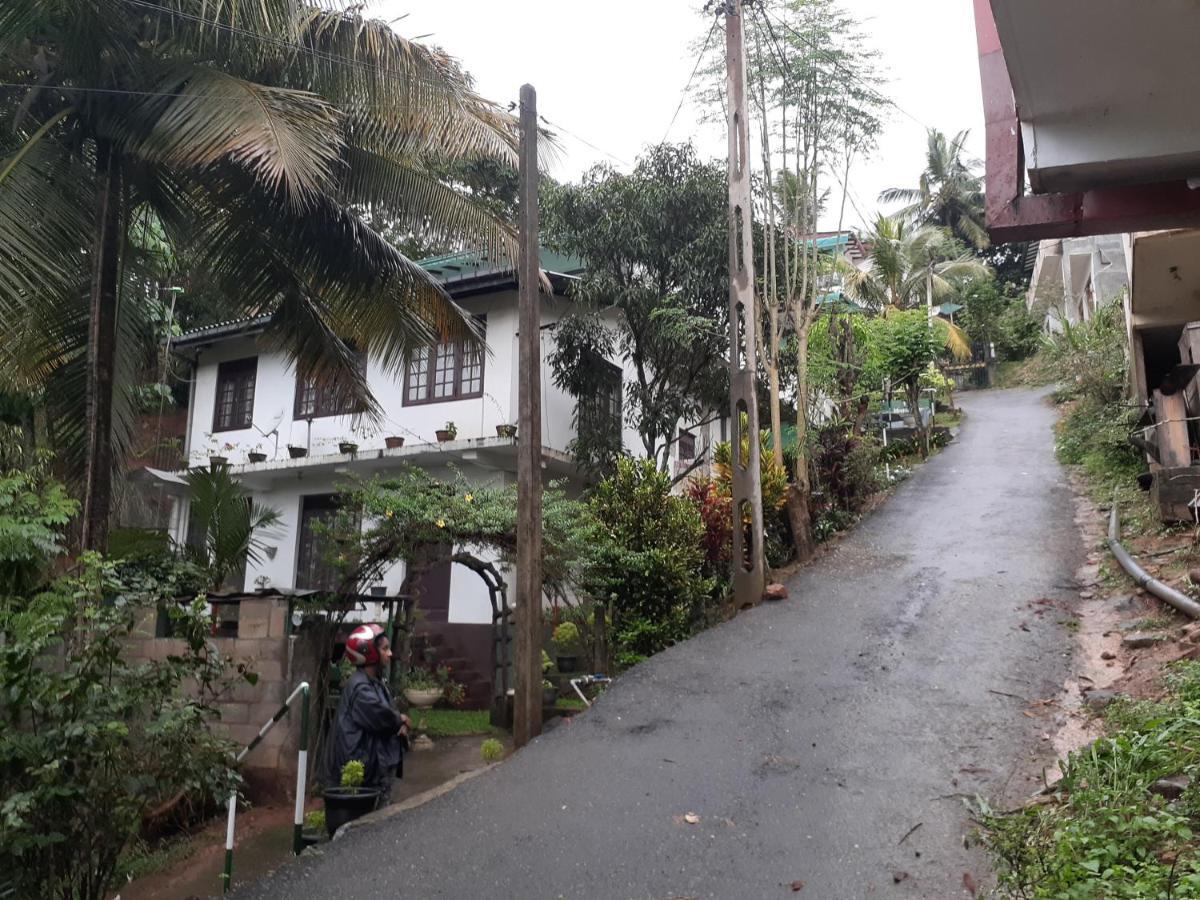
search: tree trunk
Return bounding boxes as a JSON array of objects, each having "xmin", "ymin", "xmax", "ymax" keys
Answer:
[
  {"xmin": 768, "ymin": 364, "xmax": 783, "ymax": 466},
  {"xmin": 788, "ymin": 324, "xmax": 815, "ymax": 561},
  {"xmin": 81, "ymin": 141, "xmax": 122, "ymax": 553}
]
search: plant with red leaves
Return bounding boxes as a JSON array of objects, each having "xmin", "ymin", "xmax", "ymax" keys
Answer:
[{"xmin": 684, "ymin": 477, "xmax": 732, "ymax": 576}]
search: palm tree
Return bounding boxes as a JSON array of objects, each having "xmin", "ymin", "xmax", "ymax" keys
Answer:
[
  {"xmin": 184, "ymin": 466, "xmax": 281, "ymax": 591},
  {"xmin": 0, "ymin": 1, "xmax": 520, "ymax": 551},
  {"xmin": 879, "ymin": 129, "xmax": 988, "ymax": 250},
  {"xmin": 843, "ymin": 217, "xmax": 990, "ymax": 359}
]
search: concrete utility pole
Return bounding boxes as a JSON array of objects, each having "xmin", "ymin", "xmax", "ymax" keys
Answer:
[
  {"xmin": 514, "ymin": 83, "xmax": 543, "ymax": 748},
  {"xmin": 722, "ymin": 1, "xmax": 767, "ymax": 605}
]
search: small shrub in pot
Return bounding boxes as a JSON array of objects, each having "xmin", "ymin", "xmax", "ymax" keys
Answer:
[{"xmin": 322, "ymin": 760, "xmax": 381, "ymax": 836}]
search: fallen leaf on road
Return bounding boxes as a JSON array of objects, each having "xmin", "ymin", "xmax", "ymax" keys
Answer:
[
  {"xmin": 683, "ymin": 812, "xmax": 700, "ymax": 824},
  {"xmin": 963, "ymin": 872, "xmax": 979, "ymax": 894},
  {"xmin": 789, "ymin": 881, "xmax": 805, "ymax": 892}
]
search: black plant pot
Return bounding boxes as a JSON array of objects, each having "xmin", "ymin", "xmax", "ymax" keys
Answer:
[
  {"xmin": 556, "ymin": 654, "xmax": 579, "ymax": 674},
  {"xmin": 323, "ymin": 787, "xmax": 381, "ymax": 836},
  {"xmin": 247, "ymin": 452, "xmax": 267, "ymax": 463},
  {"xmin": 542, "ymin": 686, "xmax": 558, "ymax": 707},
  {"xmin": 288, "ymin": 446, "xmax": 308, "ymax": 459},
  {"xmin": 338, "ymin": 442, "xmax": 358, "ymax": 454},
  {"xmin": 301, "ymin": 830, "xmax": 325, "ymax": 848},
  {"xmin": 209, "ymin": 455, "xmax": 228, "ymax": 469}
]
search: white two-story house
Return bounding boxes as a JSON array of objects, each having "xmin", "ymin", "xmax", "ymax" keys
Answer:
[{"xmin": 164, "ymin": 249, "xmax": 721, "ymax": 697}]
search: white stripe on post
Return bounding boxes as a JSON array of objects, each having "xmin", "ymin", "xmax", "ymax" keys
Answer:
[
  {"xmin": 225, "ymin": 791, "xmax": 237, "ymax": 849},
  {"xmin": 293, "ymin": 749, "xmax": 308, "ymax": 827}
]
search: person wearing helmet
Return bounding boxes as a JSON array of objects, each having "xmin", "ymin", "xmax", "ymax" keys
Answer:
[{"xmin": 324, "ymin": 623, "xmax": 410, "ymax": 804}]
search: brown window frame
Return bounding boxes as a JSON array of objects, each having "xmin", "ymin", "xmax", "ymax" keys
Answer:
[
  {"xmin": 577, "ymin": 358, "xmax": 623, "ymax": 442},
  {"xmin": 295, "ymin": 494, "xmax": 359, "ymax": 593},
  {"xmin": 212, "ymin": 357, "xmax": 258, "ymax": 432},
  {"xmin": 403, "ymin": 318, "xmax": 486, "ymax": 407},
  {"xmin": 678, "ymin": 430, "xmax": 697, "ymax": 460},
  {"xmin": 293, "ymin": 352, "xmax": 368, "ymax": 421}
]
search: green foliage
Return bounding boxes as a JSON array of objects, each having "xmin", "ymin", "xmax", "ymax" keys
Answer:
[
  {"xmin": 813, "ymin": 425, "xmax": 880, "ymax": 515},
  {"xmin": 412, "ymin": 709, "xmax": 496, "ymax": 738},
  {"xmin": 982, "ymin": 661, "xmax": 1200, "ymax": 897},
  {"xmin": 183, "ymin": 466, "xmax": 281, "ymax": 590},
  {"xmin": 480, "ymin": 738, "xmax": 505, "ymax": 762},
  {"xmin": 304, "ymin": 810, "xmax": 326, "ymax": 832},
  {"xmin": 544, "ymin": 143, "xmax": 729, "ymax": 469},
  {"xmin": 345, "ymin": 467, "xmax": 599, "ymax": 600},
  {"xmin": 880, "ymin": 129, "xmax": 988, "ymax": 251},
  {"xmin": 1055, "ymin": 401, "xmax": 1144, "ymax": 493},
  {"xmin": 960, "ymin": 275, "xmax": 1042, "ymax": 360},
  {"xmin": 0, "ymin": 450, "xmax": 77, "ymax": 598},
  {"xmin": 0, "ymin": 555, "xmax": 238, "ymax": 900},
  {"xmin": 683, "ymin": 477, "xmax": 733, "ymax": 580},
  {"xmin": 1043, "ymin": 302, "xmax": 1129, "ymax": 406},
  {"xmin": 541, "ymin": 649, "xmax": 554, "ymax": 674},
  {"xmin": 586, "ymin": 458, "xmax": 711, "ymax": 662},
  {"xmin": 339, "ymin": 760, "xmax": 366, "ymax": 790},
  {"xmin": 552, "ymin": 621, "xmax": 581, "ymax": 650}
]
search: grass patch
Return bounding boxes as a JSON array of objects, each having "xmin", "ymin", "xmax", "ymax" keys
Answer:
[
  {"xmin": 410, "ymin": 708, "xmax": 500, "ymax": 738},
  {"xmin": 981, "ymin": 661, "xmax": 1200, "ymax": 897},
  {"xmin": 117, "ymin": 832, "xmax": 202, "ymax": 883},
  {"xmin": 555, "ymin": 696, "xmax": 587, "ymax": 712}
]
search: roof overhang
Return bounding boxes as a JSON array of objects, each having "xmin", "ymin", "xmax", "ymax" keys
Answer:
[{"xmin": 975, "ymin": 0, "xmax": 1200, "ymax": 242}]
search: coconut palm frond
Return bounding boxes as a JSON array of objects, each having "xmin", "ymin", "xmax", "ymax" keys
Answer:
[
  {"xmin": 126, "ymin": 66, "xmax": 344, "ymax": 204},
  {"xmin": 934, "ymin": 319, "xmax": 973, "ymax": 362},
  {"xmin": 338, "ymin": 146, "xmax": 518, "ymax": 266}
]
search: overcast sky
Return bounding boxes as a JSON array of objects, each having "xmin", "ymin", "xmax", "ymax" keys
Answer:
[{"xmin": 371, "ymin": 1, "xmax": 985, "ymax": 233}]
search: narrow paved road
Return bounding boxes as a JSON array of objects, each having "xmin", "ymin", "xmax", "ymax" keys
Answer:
[{"xmin": 239, "ymin": 389, "xmax": 1082, "ymax": 899}]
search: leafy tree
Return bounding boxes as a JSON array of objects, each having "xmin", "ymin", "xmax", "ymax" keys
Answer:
[
  {"xmin": 844, "ymin": 216, "xmax": 989, "ymax": 358},
  {"xmin": 960, "ymin": 275, "xmax": 1043, "ymax": 361},
  {"xmin": 0, "ymin": 443, "xmax": 77, "ymax": 598},
  {"xmin": 586, "ymin": 458, "xmax": 710, "ymax": 664},
  {"xmin": 0, "ymin": 556, "xmax": 240, "ymax": 900},
  {"xmin": 183, "ymin": 466, "xmax": 282, "ymax": 591},
  {"xmin": 874, "ymin": 310, "xmax": 945, "ymax": 456},
  {"xmin": 880, "ymin": 129, "xmax": 988, "ymax": 250},
  {"xmin": 544, "ymin": 143, "xmax": 729, "ymax": 473},
  {"xmin": 700, "ymin": 0, "xmax": 885, "ymax": 560},
  {"xmin": 0, "ymin": 0, "xmax": 520, "ymax": 550}
]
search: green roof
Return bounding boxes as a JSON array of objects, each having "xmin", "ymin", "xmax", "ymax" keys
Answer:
[
  {"xmin": 815, "ymin": 290, "xmax": 865, "ymax": 313},
  {"xmin": 418, "ymin": 248, "xmax": 584, "ymax": 287}
]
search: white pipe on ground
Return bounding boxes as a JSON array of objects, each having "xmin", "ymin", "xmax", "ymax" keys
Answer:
[{"xmin": 1108, "ymin": 505, "xmax": 1200, "ymax": 619}]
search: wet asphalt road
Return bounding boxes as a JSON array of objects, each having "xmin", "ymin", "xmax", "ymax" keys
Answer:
[{"xmin": 237, "ymin": 388, "xmax": 1082, "ymax": 899}]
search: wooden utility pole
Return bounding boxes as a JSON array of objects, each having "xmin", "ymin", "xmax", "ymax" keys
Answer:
[
  {"xmin": 514, "ymin": 83, "xmax": 543, "ymax": 747},
  {"xmin": 723, "ymin": 1, "xmax": 767, "ymax": 605}
]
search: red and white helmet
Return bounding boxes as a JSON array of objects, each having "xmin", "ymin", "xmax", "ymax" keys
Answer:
[{"xmin": 344, "ymin": 623, "xmax": 385, "ymax": 667}]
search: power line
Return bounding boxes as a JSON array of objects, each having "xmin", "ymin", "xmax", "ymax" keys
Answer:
[
  {"xmin": 538, "ymin": 115, "xmax": 631, "ymax": 169},
  {"xmin": 661, "ymin": 14, "xmax": 721, "ymax": 145}
]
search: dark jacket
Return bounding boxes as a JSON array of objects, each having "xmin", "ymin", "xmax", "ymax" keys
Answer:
[{"xmin": 325, "ymin": 668, "xmax": 402, "ymax": 789}]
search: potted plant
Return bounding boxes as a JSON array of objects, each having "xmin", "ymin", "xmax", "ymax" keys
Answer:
[
  {"xmin": 481, "ymin": 738, "xmax": 505, "ymax": 763},
  {"xmin": 247, "ymin": 444, "xmax": 267, "ymax": 464},
  {"xmin": 438, "ymin": 666, "xmax": 466, "ymax": 707},
  {"xmin": 301, "ymin": 810, "xmax": 326, "ymax": 847},
  {"xmin": 404, "ymin": 668, "xmax": 442, "ymax": 709},
  {"xmin": 495, "ymin": 424, "xmax": 517, "ymax": 439},
  {"xmin": 541, "ymin": 649, "xmax": 557, "ymax": 706},
  {"xmin": 552, "ymin": 621, "xmax": 582, "ymax": 674},
  {"xmin": 287, "ymin": 444, "xmax": 308, "ymax": 459},
  {"xmin": 384, "ymin": 435, "xmax": 405, "ymax": 449},
  {"xmin": 435, "ymin": 421, "xmax": 458, "ymax": 442},
  {"xmin": 322, "ymin": 760, "xmax": 381, "ymax": 836},
  {"xmin": 338, "ymin": 439, "xmax": 358, "ymax": 455}
]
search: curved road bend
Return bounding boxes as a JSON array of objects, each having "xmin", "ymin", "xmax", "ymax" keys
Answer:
[{"xmin": 238, "ymin": 388, "xmax": 1081, "ymax": 899}]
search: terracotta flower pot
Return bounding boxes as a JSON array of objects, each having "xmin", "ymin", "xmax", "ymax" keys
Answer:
[
  {"xmin": 435, "ymin": 430, "xmax": 455, "ymax": 443},
  {"xmin": 384, "ymin": 436, "xmax": 405, "ymax": 449}
]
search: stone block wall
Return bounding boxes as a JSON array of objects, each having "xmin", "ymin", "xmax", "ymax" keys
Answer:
[{"xmin": 125, "ymin": 596, "xmax": 310, "ymax": 802}]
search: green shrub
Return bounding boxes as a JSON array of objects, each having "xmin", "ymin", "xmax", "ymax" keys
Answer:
[
  {"xmin": 1055, "ymin": 400, "xmax": 1144, "ymax": 492},
  {"xmin": 480, "ymin": 738, "xmax": 505, "ymax": 762},
  {"xmin": 551, "ymin": 621, "xmax": 580, "ymax": 649},
  {"xmin": 982, "ymin": 661, "xmax": 1200, "ymax": 897},
  {"xmin": 304, "ymin": 810, "xmax": 325, "ymax": 832},
  {"xmin": 339, "ymin": 760, "xmax": 366, "ymax": 789},
  {"xmin": 586, "ymin": 459, "xmax": 711, "ymax": 661},
  {"xmin": 1042, "ymin": 301, "xmax": 1129, "ymax": 405},
  {"xmin": 0, "ymin": 556, "xmax": 240, "ymax": 900}
]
